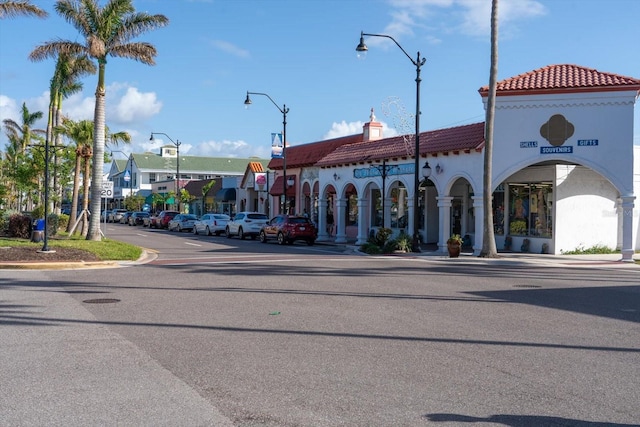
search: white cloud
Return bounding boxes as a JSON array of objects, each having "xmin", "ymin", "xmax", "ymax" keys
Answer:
[
  {"xmin": 111, "ymin": 86, "xmax": 163, "ymax": 124},
  {"xmin": 384, "ymin": 0, "xmax": 547, "ymax": 40},
  {"xmin": 209, "ymin": 39, "xmax": 250, "ymax": 58},
  {"xmin": 323, "ymin": 120, "xmax": 399, "ymax": 140}
]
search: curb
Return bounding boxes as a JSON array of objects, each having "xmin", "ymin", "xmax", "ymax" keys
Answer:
[{"xmin": 0, "ymin": 249, "xmax": 157, "ymax": 271}]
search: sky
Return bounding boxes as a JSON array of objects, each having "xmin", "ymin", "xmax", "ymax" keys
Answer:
[{"xmin": 1, "ymin": 0, "xmax": 639, "ymax": 164}]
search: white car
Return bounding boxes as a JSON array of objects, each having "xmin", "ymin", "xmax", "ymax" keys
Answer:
[
  {"xmin": 193, "ymin": 213, "xmax": 230, "ymax": 236},
  {"xmin": 225, "ymin": 212, "xmax": 269, "ymax": 240}
]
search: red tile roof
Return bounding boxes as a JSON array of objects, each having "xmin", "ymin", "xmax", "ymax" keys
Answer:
[
  {"xmin": 316, "ymin": 122, "xmax": 485, "ymax": 167},
  {"xmin": 479, "ymin": 64, "xmax": 640, "ymax": 96},
  {"xmin": 268, "ymin": 134, "xmax": 362, "ymax": 170},
  {"xmin": 269, "ymin": 176, "xmax": 297, "ymax": 196}
]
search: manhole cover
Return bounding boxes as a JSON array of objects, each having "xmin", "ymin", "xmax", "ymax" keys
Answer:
[{"xmin": 83, "ymin": 298, "xmax": 120, "ymax": 304}]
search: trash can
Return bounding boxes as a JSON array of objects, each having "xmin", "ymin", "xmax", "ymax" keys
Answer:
[{"xmin": 31, "ymin": 219, "xmax": 45, "ymax": 243}]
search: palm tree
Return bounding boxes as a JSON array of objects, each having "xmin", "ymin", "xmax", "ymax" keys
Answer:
[
  {"xmin": 47, "ymin": 53, "xmax": 96, "ymax": 213},
  {"xmin": 2, "ymin": 102, "xmax": 46, "ymax": 209},
  {"xmin": 480, "ymin": 0, "xmax": 499, "ymax": 258},
  {"xmin": 29, "ymin": 0, "xmax": 168, "ymax": 241},
  {"xmin": 0, "ymin": 0, "xmax": 48, "ymax": 18},
  {"xmin": 55, "ymin": 118, "xmax": 130, "ymax": 235}
]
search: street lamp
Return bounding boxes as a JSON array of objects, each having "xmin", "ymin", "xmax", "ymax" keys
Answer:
[
  {"xmin": 370, "ymin": 160, "xmax": 397, "ymax": 228},
  {"xmin": 244, "ymin": 91, "xmax": 289, "ymax": 214},
  {"xmin": 356, "ymin": 31, "xmax": 426, "ymax": 252},
  {"xmin": 150, "ymin": 132, "xmax": 181, "ymax": 212}
]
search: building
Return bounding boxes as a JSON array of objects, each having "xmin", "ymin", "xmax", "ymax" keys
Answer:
[
  {"xmin": 261, "ymin": 64, "xmax": 640, "ymax": 260},
  {"xmin": 108, "ymin": 145, "xmax": 268, "ymax": 213}
]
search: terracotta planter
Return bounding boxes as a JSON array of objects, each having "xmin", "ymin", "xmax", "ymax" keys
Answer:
[{"xmin": 447, "ymin": 242, "xmax": 461, "ymax": 258}]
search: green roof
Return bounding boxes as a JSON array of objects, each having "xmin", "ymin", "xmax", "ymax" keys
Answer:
[{"xmin": 126, "ymin": 153, "xmax": 269, "ymax": 174}]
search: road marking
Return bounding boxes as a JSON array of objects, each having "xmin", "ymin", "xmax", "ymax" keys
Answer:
[{"xmin": 184, "ymin": 242, "xmax": 202, "ymax": 247}]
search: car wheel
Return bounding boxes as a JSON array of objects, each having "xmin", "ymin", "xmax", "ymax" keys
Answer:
[
  {"xmin": 226, "ymin": 227, "xmax": 232, "ymax": 238},
  {"xmin": 193, "ymin": 226, "xmax": 198, "ymax": 235},
  {"xmin": 307, "ymin": 239, "xmax": 315, "ymax": 246},
  {"xmin": 259, "ymin": 231, "xmax": 267, "ymax": 243},
  {"xmin": 238, "ymin": 227, "xmax": 245, "ymax": 240},
  {"xmin": 177, "ymin": 225, "xmax": 182, "ymax": 232},
  {"xmin": 277, "ymin": 232, "xmax": 285, "ymax": 245},
  {"xmin": 205, "ymin": 226, "xmax": 211, "ymax": 236}
]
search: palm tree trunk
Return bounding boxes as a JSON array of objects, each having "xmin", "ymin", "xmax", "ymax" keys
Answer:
[
  {"xmin": 81, "ymin": 154, "xmax": 91, "ymax": 236},
  {"xmin": 67, "ymin": 150, "xmax": 82, "ymax": 233},
  {"xmin": 480, "ymin": 0, "xmax": 499, "ymax": 257},
  {"xmin": 87, "ymin": 63, "xmax": 106, "ymax": 241}
]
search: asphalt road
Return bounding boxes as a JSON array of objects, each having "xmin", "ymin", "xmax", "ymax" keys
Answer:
[{"xmin": 1, "ymin": 223, "xmax": 639, "ymax": 426}]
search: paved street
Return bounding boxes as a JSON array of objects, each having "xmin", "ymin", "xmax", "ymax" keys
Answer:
[{"xmin": 1, "ymin": 224, "xmax": 639, "ymax": 426}]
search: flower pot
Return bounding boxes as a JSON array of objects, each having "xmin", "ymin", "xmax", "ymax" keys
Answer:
[{"xmin": 447, "ymin": 242, "xmax": 461, "ymax": 258}]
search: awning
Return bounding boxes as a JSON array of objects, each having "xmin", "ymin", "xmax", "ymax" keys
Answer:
[
  {"xmin": 269, "ymin": 176, "xmax": 296, "ymax": 196},
  {"xmin": 215, "ymin": 188, "xmax": 236, "ymax": 201}
]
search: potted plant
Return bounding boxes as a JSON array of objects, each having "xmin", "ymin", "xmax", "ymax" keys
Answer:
[{"xmin": 447, "ymin": 234, "xmax": 463, "ymax": 258}]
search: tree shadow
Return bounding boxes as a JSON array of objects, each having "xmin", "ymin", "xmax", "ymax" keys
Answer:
[{"xmin": 425, "ymin": 413, "xmax": 637, "ymax": 426}]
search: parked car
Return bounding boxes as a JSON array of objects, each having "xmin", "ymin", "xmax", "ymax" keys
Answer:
[
  {"xmin": 108, "ymin": 208, "xmax": 128, "ymax": 223},
  {"xmin": 167, "ymin": 214, "xmax": 198, "ymax": 232},
  {"xmin": 225, "ymin": 212, "xmax": 269, "ymax": 240},
  {"xmin": 152, "ymin": 210, "xmax": 179, "ymax": 229},
  {"xmin": 259, "ymin": 215, "xmax": 317, "ymax": 245},
  {"xmin": 119, "ymin": 211, "xmax": 133, "ymax": 224},
  {"xmin": 143, "ymin": 213, "xmax": 156, "ymax": 228},
  {"xmin": 193, "ymin": 213, "xmax": 230, "ymax": 236},
  {"xmin": 128, "ymin": 211, "xmax": 149, "ymax": 226}
]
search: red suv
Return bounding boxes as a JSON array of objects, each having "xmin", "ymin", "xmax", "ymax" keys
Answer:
[
  {"xmin": 152, "ymin": 210, "xmax": 179, "ymax": 229},
  {"xmin": 259, "ymin": 215, "xmax": 317, "ymax": 245}
]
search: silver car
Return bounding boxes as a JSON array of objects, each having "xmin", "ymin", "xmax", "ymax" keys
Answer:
[
  {"xmin": 225, "ymin": 212, "xmax": 268, "ymax": 240},
  {"xmin": 167, "ymin": 214, "xmax": 198, "ymax": 232},
  {"xmin": 193, "ymin": 213, "xmax": 230, "ymax": 236},
  {"xmin": 108, "ymin": 208, "xmax": 128, "ymax": 223}
]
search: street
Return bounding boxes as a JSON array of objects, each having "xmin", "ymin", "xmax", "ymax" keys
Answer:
[{"xmin": 1, "ymin": 223, "xmax": 639, "ymax": 426}]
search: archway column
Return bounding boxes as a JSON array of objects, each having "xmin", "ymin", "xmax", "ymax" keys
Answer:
[
  {"xmin": 472, "ymin": 195, "xmax": 484, "ymax": 256},
  {"xmin": 356, "ymin": 196, "xmax": 369, "ymax": 245},
  {"xmin": 620, "ymin": 195, "xmax": 635, "ymax": 262},
  {"xmin": 316, "ymin": 197, "xmax": 330, "ymax": 242},
  {"xmin": 335, "ymin": 197, "xmax": 348, "ymax": 243},
  {"xmin": 437, "ymin": 196, "xmax": 453, "ymax": 253}
]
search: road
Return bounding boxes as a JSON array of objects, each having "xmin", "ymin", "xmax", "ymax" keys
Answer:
[{"xmin": 2, "ymin": 223, "xmax": 639, "ymax": 426}]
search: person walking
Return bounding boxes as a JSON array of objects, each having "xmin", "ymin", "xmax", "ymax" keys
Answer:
[{"xmin": 327, "ymin": 210, "xmax": 334, "ymax": 237}]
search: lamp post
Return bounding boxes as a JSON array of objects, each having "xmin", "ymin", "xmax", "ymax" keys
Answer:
[
  {"xmin": 244, "ymin": 91, "xmax": 289, "ymax": 214},
  {"xmin": 150, "ymin": 132, "xmax": 181, "ymax": 212},
  {"xmin": 370, "ymin": 160, "xmax": 397, "ymax": 228},
  {"xmin": 356, "ymin": 31, "xmax": 426, "ymax": 252}
]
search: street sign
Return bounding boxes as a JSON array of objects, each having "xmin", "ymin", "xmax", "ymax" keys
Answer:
[{"xmin": 100, "ymin": 181, "xmax": 114, "ymax": 198}]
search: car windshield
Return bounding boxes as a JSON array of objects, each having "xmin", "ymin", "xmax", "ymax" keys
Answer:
[
  {"xmin": 247, "ymin": 214, "xmax": 268, "ymax": 220},
  {"xmin": 184, "ymin": 215, "xmax": 198, "ymax": 220}
]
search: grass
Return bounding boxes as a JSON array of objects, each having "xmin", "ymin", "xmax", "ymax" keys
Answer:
[{"xmin": 0, "ymin": 234, "xmax": 142, "ymax": 261}]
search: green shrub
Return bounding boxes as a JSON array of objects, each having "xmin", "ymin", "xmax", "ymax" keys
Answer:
[
  {"xmin": 561, "ymin": 244, "xmax": 616, "ymax": 255},
  {"xmin": 31, "ymin": 205, "xmax": 45, "ymax": 220},
  {"xmin": 393, "ymin": 233, "xmax": 412, "ymax": 252},
  {"xmin": 360, "ymin": 242, "xmax": 382, "ymax": 254}
]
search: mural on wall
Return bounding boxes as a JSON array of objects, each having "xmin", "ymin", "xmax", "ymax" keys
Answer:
[{"xmin": 540, "ymin": 114, "xmax": 575, "ymax": 146}]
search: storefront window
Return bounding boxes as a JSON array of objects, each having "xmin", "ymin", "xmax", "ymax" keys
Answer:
[
  {"xmin": 347, "ymin": 193, "xmax": 358, "ymax": 225},
  {"xmin": 372, "ymin": 189, "xmax": 382, "ymax": 227},
  {"xmin": 492, "ymin": 185, "xmax": 505, "ymax": 235},
  {"xmin": 390, "ymin": 184, "xmax": 408, "ymax": 228},
  {"xmin": 507, "ymin": 183, "xmax": 553, "ymax": 237}
]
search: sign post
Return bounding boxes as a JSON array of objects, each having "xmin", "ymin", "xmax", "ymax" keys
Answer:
[{"xmin": 101, "ymin": 181, "xmax": 114, "ymax": 236}]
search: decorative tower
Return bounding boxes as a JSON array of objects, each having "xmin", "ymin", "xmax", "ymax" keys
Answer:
[{"xmin": 362, "ymin": 108, "xmax": 384, "ymax": 142}]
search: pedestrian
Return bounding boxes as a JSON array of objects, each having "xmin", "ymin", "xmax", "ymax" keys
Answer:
[{"xmin": 327, "ymin": 211, "xmax": 334, "ymax": 237}]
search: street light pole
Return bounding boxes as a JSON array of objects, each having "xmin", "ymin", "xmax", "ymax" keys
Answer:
[
  {"xmin": 150, "ymin": 132, "xmax": 181, "ymax": 212},
  {"xmin": 356, "ymin": 31, "xmax": 426, "ymax": 252},
  {"xmin": 370, "ymin": 160, "xmax": 396, "ymax": 228},
  {"xmin": 244, "ymin": 91, "xmax": 289, "ymax": 214}
]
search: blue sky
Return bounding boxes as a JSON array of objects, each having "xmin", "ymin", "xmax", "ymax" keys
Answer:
[{"xmin": 1, "ymin": 0, "xmax": 639, "ymax": 163}]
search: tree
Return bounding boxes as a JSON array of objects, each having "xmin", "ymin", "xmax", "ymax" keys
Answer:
[
  {"xmin": 29, "ymin": 0, "xmax": 168, "ymax": 241},
  {"xmin": 55, "ymin": 118, "xmax": 130, "ymax": 235},
  {"xmin": 201, "ymin": 179, "xmax": 216, "ymax": 214},
  {"xmin": 2, "ymin": 102, "xmax": 45, "ymax": 153},
  {"xmin": 0, "ymin": 0, "xmax": 48, "ymax": 19},
  {"xmin": 479, "ymin": 0, "xmax": 499, "ymax": 258},
  {"xmin": 48, "ymin": 53, "xmax": 96, "ymax": 213}
]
